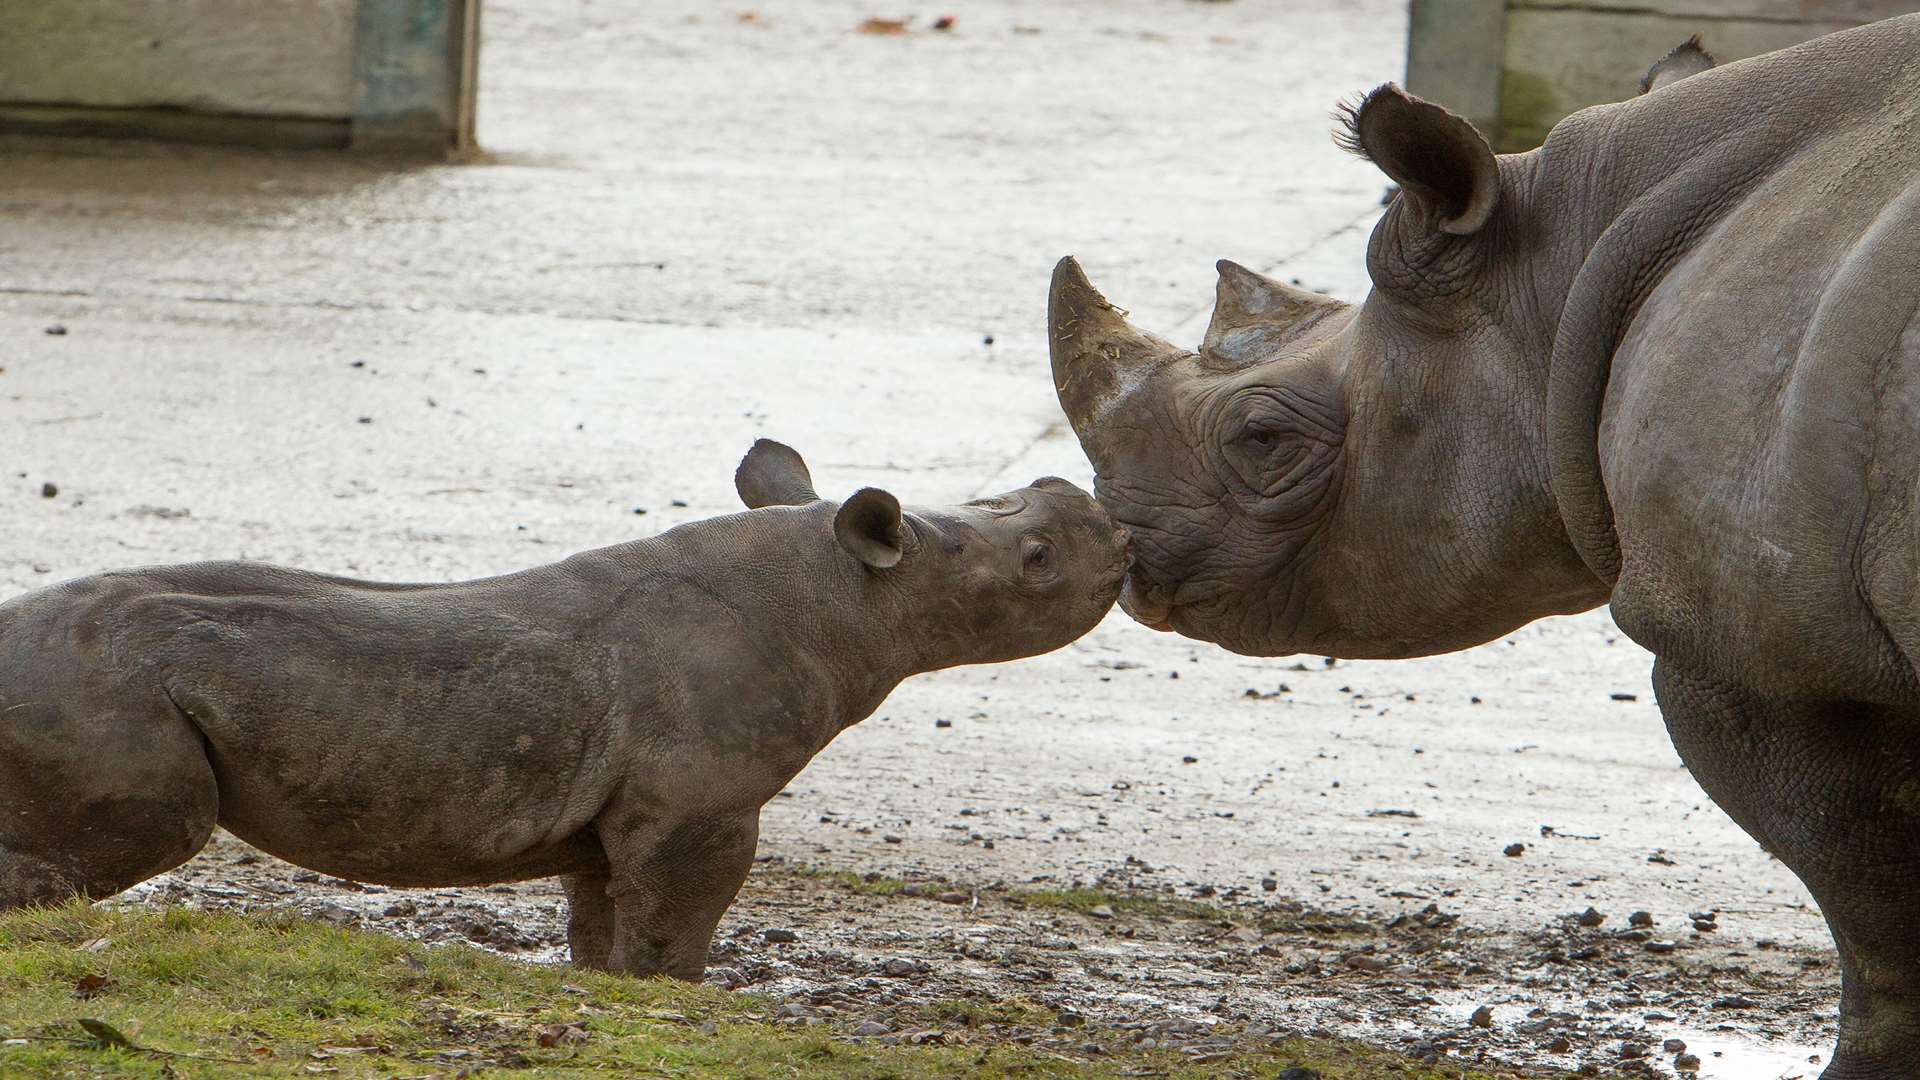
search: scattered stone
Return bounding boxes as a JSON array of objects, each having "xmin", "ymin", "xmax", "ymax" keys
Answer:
[
  {"xmin": 762, "ymin": 928, "xmax": 799, "ymax": 943},
  {"xmin": 1674, "ymin": 1052, "xmax": 1702, "ymax": 1072},
  {"xmin": 934, "ymin": 891, "xmax": 968, "ymax": 905},
  {"xmin": 1576, "ymin": 907, "xmax": 1606, "ymax": 928},
  {"xmin": 45, "ymin": 324, "xmax": 67, "ymax": 336},
  {"xmin": 381, "ymin": 900, "xmax": 418, "ymax": 918},
  {"xmin": 1620, "ymin": 1040, "xmax": 1648, "ymax": 1058},
  {"xmin": 852, "ymin": 1020, "xmax": 891, "ymax": 1037},
  {"xmin": 1629, "ymin": 910, "xmax": 1654, "ymax": 928},
  {"xmin": 1545, "ymin": 1035, "xmax": 1573, "ymax": 1053},
  {"xmin": 1710, "ymin": 994, "xmax": 1757, "ymax": 1009},
  {"xmin": 1088, "ymin": 904, "xmax": 1115, "ymax": 920},
  {"xmin": 881, "ymin": 958, "xmax": 927, "ymax": 977},
  {"xmin": 1662, "ymin": 1038, "xmax": 1687, "ymax": 1053},
  {"xmin": 1469, "ymin": 1005, "xmax": 1494, "ymax": 1028},
  {"xmin": 934, "ymin": 718, "xmax": 952, "ymax": 728},
  {"xmin": 1261, "ymin": 877, "xmax": 1278, "ymax": 892},
  {"xmin": 882, "ymin": 834, "xmax": 902, "ymax": 844},
  {"xmin": 1181, "ymin": 755, "xmax": 1199, "ymax": 764},
  {"xmin": 1610, "ymin": 692, "xmax": 1638, "ymax": 701},
  {"xmin": 1504, "ymin": 843, "xmax": 1527, "ymax": 857},
  {"xmin": 1644, "ymin": 940, "xmax": 1678, "ymax": 954},
  {"xmin": 39, "ymin": 482, "xmax": 58, "ymax": 498}
]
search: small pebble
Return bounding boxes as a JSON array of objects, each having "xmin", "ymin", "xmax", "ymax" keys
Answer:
[
  {"xmin": 762, "ymin": 928, "xmax": 798, "ymax": 943},
  {"xmin": 39, "ymin": 482, "xmax": 57, "ymax": 498},
  {"xmin": 1576, "ymin": 907, "xmax": 1606, "ymax": 927},
  {"xmin": 1504, "ymin": 843, "xmax": 1526, "ymax": 857},
  {"xmin": 1629, "ymin": 911, "xmax": 1654, "ymax": 927},
  {"xmin": 44, "ymin": 324, "xmax": 67, "ymax": 336}
]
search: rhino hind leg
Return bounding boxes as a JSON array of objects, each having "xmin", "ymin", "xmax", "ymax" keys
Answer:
[
  {"xmin": 594, "ymin": 806, "xmax": 761, "ymax": 981},
  {"xmin": 1654, "ymin": 661, "xmax": 1920, "ymax": 1079},
  {"xmin": 0, "ymin": 693, "xmax": 219, "ymax": 909}
]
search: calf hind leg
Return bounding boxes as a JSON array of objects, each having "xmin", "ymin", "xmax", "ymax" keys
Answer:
[
  {"xmin": 1654, "ymin": 661, "xmax": 1920, "ymax": 1080},
  {"xmin": 0, "ymin": 697, "xmax": 219, "ymax": 909}
]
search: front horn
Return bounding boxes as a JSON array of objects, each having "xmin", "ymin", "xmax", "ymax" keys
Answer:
[{"xmin": 1048, "ymin": 256, "xmax": 1184, "ymax": 443}]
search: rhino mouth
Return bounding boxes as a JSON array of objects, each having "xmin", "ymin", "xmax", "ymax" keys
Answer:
[{"xmin": 1117, "ymin": 574, "xmax": 1175, "ymax": 632}]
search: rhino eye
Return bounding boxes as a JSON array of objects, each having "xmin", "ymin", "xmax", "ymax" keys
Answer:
[{"xmin": 1021, "ymin": 539, "xmax": 1057, "ymax": 579}]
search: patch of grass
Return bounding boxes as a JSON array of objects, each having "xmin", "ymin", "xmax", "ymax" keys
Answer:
[
  {"xmin": 788, "ymin": 867, "xmax": 908, "ymax": 897},
  {"xmin": 0, "ymin": 902, "xmax": 1593, "ymax": 1079},
  {"xmin": 1008, "ymin": 886, "xmax": 1224, "ymax": 922},
  {"xmin": 919, "ymin": 994, "xmax": 1056, "ymax": 1028}
]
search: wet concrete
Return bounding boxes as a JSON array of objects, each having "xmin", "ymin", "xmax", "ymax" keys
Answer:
[{"xmin": 2, "ymin": 0, "xmax": 1830, "ymax": 1074}]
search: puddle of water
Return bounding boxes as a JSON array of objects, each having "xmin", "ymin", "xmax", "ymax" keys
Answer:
[
  {"xmin": 1427, "ymin": 995, "xmax": 1829, "ymax": 1079},
  {"xmin": 1665, "ymin": 1026, "xmax": 1825, "ymax": 1079}
]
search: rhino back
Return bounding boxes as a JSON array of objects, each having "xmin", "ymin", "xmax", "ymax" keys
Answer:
[{"xmin": 1600, "ymin": 103, "xmax": 1920, "ymax": 700}]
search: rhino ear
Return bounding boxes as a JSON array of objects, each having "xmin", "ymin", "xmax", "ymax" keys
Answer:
[
  {"xmin": 1203, "ymin": 260, "xmax": 1346, "ymax": 364},
  {"xmin": 834, "ymin": 488, "xmax": 904, "ymax": 569},
  {"xmin": 1640, "ymin": 35, "xmax": 1716, "ymax": 95},
  {"xmin": 736, "ymin": 439, "xmax": 820, "ymax": 509},
  {"xmin": 1337, "ymin": 83, "xmax": 1497, "ymax": 236}
]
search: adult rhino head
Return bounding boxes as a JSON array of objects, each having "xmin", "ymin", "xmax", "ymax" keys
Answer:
[{"xmin": 1051, "ymin": 84, "xmax": 1618, "ymax": 659}]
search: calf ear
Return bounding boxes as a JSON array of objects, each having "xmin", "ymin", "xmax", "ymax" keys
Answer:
[
  {"xmin": 735, "ymin": 439, "xmax": 820, "ymax": 508},
  {"xmin": 1640, "ymin": 35, "xmax": 1716, "ymax": 94},
  {"xmin": 834, "ymin": 488, "xmax": 905, "ymax": 569},
  {"xmin": 1337, "ymin": 83, "xmax": 1498, "ymax": 236}
]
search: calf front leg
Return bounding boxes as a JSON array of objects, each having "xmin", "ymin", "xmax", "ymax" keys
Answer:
[
  {"xmin": 1654, "ymin": 660, "xmax": 1920, "ymax": 1080},
  {"xmin": 594, "ymin": 807, "xmax": 760, "ymax": 981}
]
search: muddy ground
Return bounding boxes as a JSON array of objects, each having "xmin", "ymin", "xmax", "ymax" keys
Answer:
[
  {"xmin": 118, "ymin": 832, "xmax": 1835, "ymax": 1079},
  {"xmin": 3, "ymin": 0, "xmax": 1844, "ymax": 1077}
]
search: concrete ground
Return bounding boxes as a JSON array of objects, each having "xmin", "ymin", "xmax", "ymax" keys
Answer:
[{"xmin": 1, "ymin": 1, "xmax": 1831, "ymax": 1074}]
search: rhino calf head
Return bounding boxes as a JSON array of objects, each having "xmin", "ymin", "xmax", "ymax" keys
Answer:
[
  {"xmin": 1050, "ymin": 85, "xmax": 1612, "ymax": 659},
  {"xmin": 735, "ymin": 439, "xmax": 1131, "ymax": 667}
]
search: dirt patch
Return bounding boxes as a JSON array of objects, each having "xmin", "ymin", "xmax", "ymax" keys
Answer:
[{"xmin": 119, "ymin": 832, "xmax": 1837, "ymax": 1078}]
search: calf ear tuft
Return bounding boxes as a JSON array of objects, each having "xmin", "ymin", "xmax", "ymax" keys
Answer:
[
  {"xmin": 736, "ymin": 439, "xmax": 820, "ymax": 508},
  {"xmin": 1340, "ymin": 83, "xmax": 1498, "ymax": 236},
  {"xmin": 834, "ymin": 488, "xmax": 905, "ymax": 569}
]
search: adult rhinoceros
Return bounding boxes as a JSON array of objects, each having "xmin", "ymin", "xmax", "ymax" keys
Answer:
[{"xmin": 1048, "ymin": 15, "xmax": 1920, "ymax": 1078}]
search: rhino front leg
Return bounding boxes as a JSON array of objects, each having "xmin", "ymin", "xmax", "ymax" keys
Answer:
[
  {"xmin": 1654, "ymin": 661, "xmax": 1920, "ymax": 1079},
  {"xmin": 594, "ymin": 808, "xmax": 760, "ymax": 981}
]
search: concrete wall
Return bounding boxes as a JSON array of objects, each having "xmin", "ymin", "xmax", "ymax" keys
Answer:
[
  {"xmin": 1409, "ymin": 0, "xmax": 1918, "ymax": 150},
  {"xmin": 0, "ymin": 2, "xmax": 357, "ymax": 118},
  {"xmin": 0, "ymin": 1, "xmax": 478, "ymax": 151}
]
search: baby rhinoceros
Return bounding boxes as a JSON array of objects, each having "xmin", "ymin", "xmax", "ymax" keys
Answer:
[{"xmin": 0, "ymin": 440, "xmax": 1129, "ymax": 979}]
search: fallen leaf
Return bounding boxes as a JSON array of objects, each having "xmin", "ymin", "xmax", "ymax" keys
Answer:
[
  {"xmin": 857, "ymin": 17, "xmax": 908, "ymax": 34},
  {"xmin": 73, "ymin": 974, "xmax": 108, "ymax": 998},
  {"xmin": 76, "ymin": 1018, "xmax": 135, "ymax": 1048},
  {"xmin": 535, "ymin": 1022, "xmax": 590, "ymax": 1048},
  {"xmin": 78, "ymin": 937, "xmax": 111, "ymax": 952}
]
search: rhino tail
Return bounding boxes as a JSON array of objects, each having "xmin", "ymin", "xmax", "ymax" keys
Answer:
[{"xmin": 1640, "ymin": 34, "xmax": 1717, "ymax": 95}]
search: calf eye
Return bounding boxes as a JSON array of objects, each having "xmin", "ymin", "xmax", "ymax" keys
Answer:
[{"xmin": 1024, "ymin": 541, "xmax": 1053, "ymax": 568}]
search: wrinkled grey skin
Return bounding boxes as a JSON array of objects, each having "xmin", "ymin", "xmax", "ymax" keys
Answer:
[
  {"xmin": 0, "ymin": 441, "xmax": 1127, "ymax": 980},
  {"xmin": 1052, "ymin": 17, "xmax": 1920, "ymax": 1078}
]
